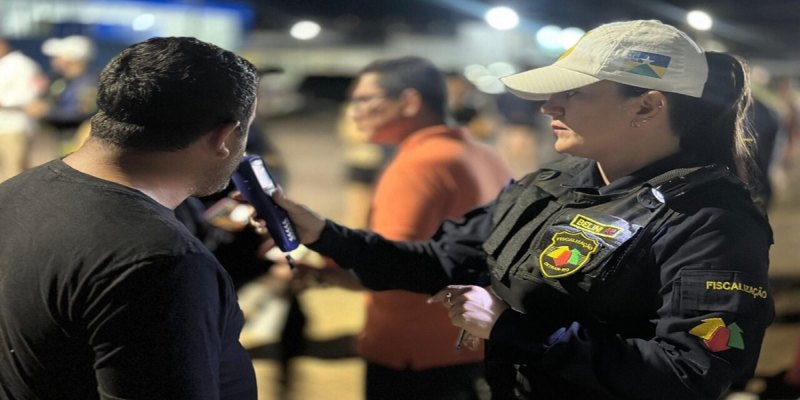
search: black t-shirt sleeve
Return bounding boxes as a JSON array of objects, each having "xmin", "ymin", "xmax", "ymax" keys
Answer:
[{"xmin": 83, "ymin": 252, "xmax": 254, "ymax": 399}]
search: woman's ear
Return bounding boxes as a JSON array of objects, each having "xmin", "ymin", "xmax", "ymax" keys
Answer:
[{"xmin": 635, "ymin": 90, "xmax": 666, "ymax": 120}]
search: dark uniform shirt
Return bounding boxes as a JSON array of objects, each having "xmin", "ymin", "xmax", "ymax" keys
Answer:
[{"xmin": 309, "ymin": 154, "xmax": 773, "ymax": 400}]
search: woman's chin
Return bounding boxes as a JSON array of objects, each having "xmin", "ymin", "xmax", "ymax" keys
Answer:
[{"xmin": 553, "ymin": 142, "xmax": 573, "ymax": 155}]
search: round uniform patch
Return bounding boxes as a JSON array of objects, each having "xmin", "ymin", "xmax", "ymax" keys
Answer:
[{"xmin": 539, "ymin": 230, "xmax": 600, "ymax": 278}]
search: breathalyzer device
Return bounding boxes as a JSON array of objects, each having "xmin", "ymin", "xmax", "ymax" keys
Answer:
[{"xmin": 232, "ymin": 154, "xmax": 300, "ymax": 253}]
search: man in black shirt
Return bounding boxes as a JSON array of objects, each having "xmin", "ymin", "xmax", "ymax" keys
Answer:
[{"xmin": 0, "ymin": 37, "xmax": 259, "ymax": 399}]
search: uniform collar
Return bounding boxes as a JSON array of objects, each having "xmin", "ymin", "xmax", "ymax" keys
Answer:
[{"xmin": 568, "ymin": 153, "xmax": 704, "ymax": 195}]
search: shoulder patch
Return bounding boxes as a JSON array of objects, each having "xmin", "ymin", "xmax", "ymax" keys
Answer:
[{"xmin": 689, "ymin": 318, "xmax": 744, "ymax": 352}]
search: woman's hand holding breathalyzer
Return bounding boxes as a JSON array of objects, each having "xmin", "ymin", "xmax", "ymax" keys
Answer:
[
  {"xmin": 268, "ymin": 188, "xmax": 326, "ymax": 244},
  {"xmin": 238, "ymin": 188, "xmax": 325, "ymax": 245}
]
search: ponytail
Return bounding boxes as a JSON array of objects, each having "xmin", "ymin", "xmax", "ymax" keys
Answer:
[{"xmin": 665, "ymin": 52, "xmax": 759, "ymax": 191}]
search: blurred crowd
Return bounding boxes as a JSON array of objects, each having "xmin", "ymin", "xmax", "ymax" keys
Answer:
[{"xmin": 0, "ymin": 35, "xmax": 98, "ymax": 182}]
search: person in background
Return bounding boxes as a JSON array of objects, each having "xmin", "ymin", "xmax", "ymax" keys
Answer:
[
  {"xmin": 0, "ymin": 38, "xmax": 47, "ymax": 182},
  {"xmin": 272, "ymin": 20, "xmax": 772, "ymax": 399},
  {"xmin": 445, "ymin": 71, "xmax": 500, "ymax": 143},
  {"xmin": 25, "ymin": 35, "xmax": 98, "ymax": 154},
  {"xmin": 749, "ymin": 97, "xmax": 782, "ymax": 211},
  {"xmin": 318, "ymin": 56, "xmax": 512, "ymax": 400},
  {"xmin": 336, "ymin": 101, "xmax": 393, "ymax": 229},
  {"xmin": 0, "ymin": 36, "xmax": 259, "ymax": 399}
]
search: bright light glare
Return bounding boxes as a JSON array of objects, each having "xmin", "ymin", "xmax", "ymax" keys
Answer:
[
  {"xmin": 290, "ymin": 20, "xmax": 321, "ymax": 40},
  {"xmin": 536, "ymin": 25, "xmax": 563, "ymax": 50},
  {"xmin": 484, "ymin": 6, "xmax": 519, "ymax": 31},
  {"xmin": 464, "ymin": 63, "xmax": 516, "ymax": 94},
  {"xmin": 132, "ymin": 14, "xmax": 155, "ymax": 31},
  {"xmin": 558, "ymin": 27, "xmax": 585, "ymax": 49},
  {"xmin": 464, "ymin": 64, "xmax": 490, "ymax": 81},
  {"xmin": 487, "ymin": 62, "xmax": 515, "ymax": 77},
  {"xmin": 475, "ymin": 75, "xmax": 505, "ymax": 94},
  {"xmin": 687, "ymin": 10, "xmax": 713, "ymax": 31}
]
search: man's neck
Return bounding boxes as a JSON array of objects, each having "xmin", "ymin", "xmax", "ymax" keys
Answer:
[{"xmin": 63, "ymin": 139, "xmax": 192, "ymax": 209}]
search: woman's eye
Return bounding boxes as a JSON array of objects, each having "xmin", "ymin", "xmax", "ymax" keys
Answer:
[{"xmin": 565, "ymin": 90, "xmax": 578, "ymax": 98}]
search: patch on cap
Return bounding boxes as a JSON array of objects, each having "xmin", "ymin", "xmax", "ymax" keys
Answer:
[{"xmin": 623, "ymin": 50, "xmax": 672, "ymax": 78}]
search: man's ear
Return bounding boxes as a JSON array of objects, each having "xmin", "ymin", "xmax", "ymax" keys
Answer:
[
  {"xmin": 207, "ymin": 121, "xmax": 241, "ymax": 158},
  {"xmin": 399, "ymin": 88, "xmax": 422, "ymax": 117}
]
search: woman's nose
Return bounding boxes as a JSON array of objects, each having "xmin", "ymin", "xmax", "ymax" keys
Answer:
[{"xmin": 540, "ymin": 96, "xmax": 561, "ymax": 118}]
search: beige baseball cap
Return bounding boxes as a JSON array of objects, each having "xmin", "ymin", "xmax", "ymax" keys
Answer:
[
  {"xmin": 501, "ymin": 20, "xmax": 708, "ymax": 100},
  {"xmin": 42, "ymin": 35, "xmax": 96, "ymax": 62}
]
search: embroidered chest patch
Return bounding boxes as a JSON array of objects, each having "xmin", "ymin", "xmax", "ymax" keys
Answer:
[
  {"xmin": 689, "ymin": 318, "xmax": 745, "ymax": 352},
  {"xmin": 569, "ymin": 214, "xmax": 623, "ymax": 238},
  {"xmin": 539, "ymin": 231, "xmax": 600, "ymax": 278}
]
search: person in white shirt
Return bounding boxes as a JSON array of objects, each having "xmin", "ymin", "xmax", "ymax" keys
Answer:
[{"xmin": 0, "ymin": 39, "xmax": 47, "ymax": 182}]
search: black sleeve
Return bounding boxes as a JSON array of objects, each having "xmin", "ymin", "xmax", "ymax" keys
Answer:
[{"xmin": 308, "ymin": 203, "xmax": 497, "ymax": 294}]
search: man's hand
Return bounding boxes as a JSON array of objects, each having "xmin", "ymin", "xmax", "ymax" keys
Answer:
[{"xmin": 22, "ymin": 99, "xmax": 48, "ymax": 118}]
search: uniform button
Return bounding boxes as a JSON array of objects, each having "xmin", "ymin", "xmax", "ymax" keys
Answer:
[
  {"xmin": 636, "ymin": 188, "xmax": 665, "ymax": 209},
  {"xmin": 651, "ymin": 188, "xmax": 666, "ymax": 203}
]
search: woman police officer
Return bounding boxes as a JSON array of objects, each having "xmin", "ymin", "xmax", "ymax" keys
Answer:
[{"xmin": 272, "ymin": 20, "xmax": 772, "ymax": 399}]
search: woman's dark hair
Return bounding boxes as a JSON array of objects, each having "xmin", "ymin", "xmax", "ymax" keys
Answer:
[
  {"xmin": 91, "ymin": 37, "xmax": 258, "ymax": 151},
  {"xmin": 357, "ymin": 56, "xmax": 448, "ymax": 119},
  {"xmin": 619, "ymin": 52, "xmax": 759, "ymax": 191}
]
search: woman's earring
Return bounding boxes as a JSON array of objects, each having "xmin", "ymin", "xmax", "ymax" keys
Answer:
[{"xmin": 630, "ymin": 120, "xmax": 641, "ymax": 128}]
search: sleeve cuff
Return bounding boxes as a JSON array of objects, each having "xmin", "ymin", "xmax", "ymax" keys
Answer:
[
  {"xmin": 307, "ymin": 220, "xmax": 344, "ymax": 261},
  {"xmin": 486, "ymin": 309, "xmax": 559, "ymax": 364}
]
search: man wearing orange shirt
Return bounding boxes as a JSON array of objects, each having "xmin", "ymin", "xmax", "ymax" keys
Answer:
[{"xmin": 342, "ymin": 56, "xmax": 512, "ymax": 399}]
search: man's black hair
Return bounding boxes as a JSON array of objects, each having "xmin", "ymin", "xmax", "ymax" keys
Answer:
[{"xmin": 91, "ymin": 37, "xmax": 258, "ymax": 151}]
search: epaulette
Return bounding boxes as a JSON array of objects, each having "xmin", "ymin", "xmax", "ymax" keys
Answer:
[{"xmin": 646, "ymin": 165, "xmax": 738, "ymax": 203}]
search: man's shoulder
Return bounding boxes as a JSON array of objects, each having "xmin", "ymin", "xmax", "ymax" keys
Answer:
[{"xmin": 2, "ymin": 163, "xmax": 210, "ymax": 263}]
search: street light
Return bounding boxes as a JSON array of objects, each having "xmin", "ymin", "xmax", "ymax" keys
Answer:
[
  {"xmin": 290, "ymin": 20, "xmax": 321, "ymax": 40},
  {"xmin": 686, "ymin": 10, "xmax": 713, "ymax": 31},
  {"xmin": 485, "ymin": 6, "xmax": 519, "ymax": 31}
]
